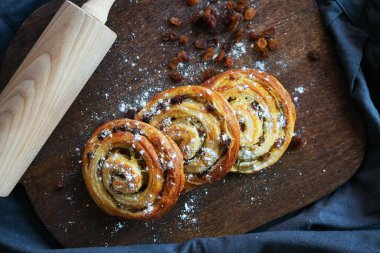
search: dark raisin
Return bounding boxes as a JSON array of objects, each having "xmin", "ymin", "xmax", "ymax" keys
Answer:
[
  {"xmin": 260, "ymin": 27, "xmax": 276, "ymax": 37},
  {"xmin": 235, "ymin": 28, "xmax": 245, "ymax": 42},
  {"xmin": 267, "ymin": 38, "xmax": 280, "ymax": 51},
  {"xmin": 87, "ymin": 152, "xmax": 95, "ymax": 160},
  {"xmin": 157, "ymin": 102, "xmax": 166, "ymax": 111},
  {"xmin": 98, "ymin": 131, "xmax": 110, "ymax": 140},
  {"xmin": 125, "ymin": 108, "xmax": 137, "ymax": 119},
  {"xmin": 274, "ymin": 137, "xmax": 285, "ymax": 148},
  {"xmin": 130, "ymin": 128, "xmax": 139, "ymax": 135},
  {"xmin": 170, "ymin": 71, "xmax": 185, "ymax": 82},
  {"xmin": 209, "ymin": 36, "xmax": 219, "ymax": 47},
  {"xmin": 112, "ymin": 126, "xmax": 120, "ymax": 133},
  {"xmin": 142, "ymin": 114, "xmax": 153, "ymax": 123},
  {"xmin": 221, "ymin": 42, "xmax": 233, "ymax": 52},
  {"xmin": 226, "ymin": 10, "xmax": 243, "ymax": 32},
  {"xmin": 249, "ymin": 31, "xmax": 260, "ymax": 41},
  {"xmin": 224, "ymin": 56, "xmax": 234, "ymax": 68},
  {"xmin": 198, "ymin": 128, "xmax": 206, "ymax": 137},
  {"xmin": 251, "ymin": 101, "xmax": 259, "ymax": 110},
  {"xmin": 259, "ymin": 47, "xmax": 269, "ymax": 58},
  {"xmin": 206, "ymin": 104, "xmax": 216, "ymax": 112},
  {"xmin": 170, "ymin": 96, "xmax": 186, "ymax": 105},
  {"xmin": 214, "ymin": 50, "xmax": 225, "ymax": 63},
  {"xmin": 161, "ymin": 31, "xmax": 177, "ymax": 41},
  {"xmin": 290, "ymin": 135, "xmax": 307, "ymax": 150},
  {"xmin": 177, "ymin": 50, "xmax": 190, "ymax": 62},
  {"xmin": 258, "ymin": 153, "xmax": 270, "ymax": 161},
  {"xmin": 194, "ymin": 39, "xmax": 207, "ymax": 49},
  {"xmin": 168, "ymin": 57, "xmax": 180, "ymax": 70},
  {"xmin": 220, "ymin": 136, "xmax": 231, "ymax": 153},
  {"xmin": 203, "ymin": 68, "xmax": 217, "ymax": 81},
  {"xmin": 205, "ymin": 12, "xmax": 217, "ymax": 30}
]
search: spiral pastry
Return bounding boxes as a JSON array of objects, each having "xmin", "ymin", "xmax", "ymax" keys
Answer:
[
  {"xmin": 203, "ymin": 69, "xmax": 296, "ymax": 173},
  {"xmin": 135, "ymin": 86, "xmax": 240, "ymax": 188},
  {"xmin": 82, "ymin": 119, "xmax": 185, "ymax": 220}
]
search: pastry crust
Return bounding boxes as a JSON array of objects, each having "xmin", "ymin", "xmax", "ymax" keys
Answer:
[
  {"xmin": 135, "ymin": 85, "xmax": 240, "ymax": 189},
  {"xmin": 82, "ymin": 119, "xmax": 185, "ymax": 220},
  {"xmin": 203, "ymin": 69, "xmax": 296, "ymax": 173}
]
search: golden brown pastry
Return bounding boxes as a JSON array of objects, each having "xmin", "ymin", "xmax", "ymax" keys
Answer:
[
  {"xmin": 82, "ymin": 119, "xmax": 185, "ymax": 220},
  {"xmin": 135, "ymin": 85, "xmax": 240, "ymax": 188},
  {"xmin": 203, "ymin": 69, "xmax": 296, "ymax": 173}
]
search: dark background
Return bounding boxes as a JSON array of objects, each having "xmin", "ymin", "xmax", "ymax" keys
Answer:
[{"xmin": 0, "ymin": 0, "xmax": 379, "ymax": 252}]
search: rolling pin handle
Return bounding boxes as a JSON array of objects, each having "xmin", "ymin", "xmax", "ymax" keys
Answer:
[{"xmin": 82, "ymin": 0, "xmax": 116, "ymax": 24}]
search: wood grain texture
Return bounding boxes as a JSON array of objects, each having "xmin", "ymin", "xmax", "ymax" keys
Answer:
[
  {"xmin": 0, "ymin": 1, "xmax": 116, "ymax": 196},
  {"xmin": 0, "ymin": 0, "xmax": 365, "ymax": 247}
]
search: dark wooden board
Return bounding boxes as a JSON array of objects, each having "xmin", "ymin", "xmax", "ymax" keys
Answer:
[{"xmin": 0, "ymin": 0, "xmax": 366, "ymax": 248}]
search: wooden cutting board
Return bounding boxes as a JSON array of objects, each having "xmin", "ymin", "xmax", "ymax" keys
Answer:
[{"xmin": 0, "ymin": 0, "xmax": 365, "ymax": 248}]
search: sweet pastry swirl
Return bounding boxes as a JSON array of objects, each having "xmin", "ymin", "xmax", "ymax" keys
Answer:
[
  {"xmin": 135, "ymin": 86, "xmax": 240, "ymax": 188},
  {"xmin": 82, "ymin": 119, "xmax": 185, "ymax": 220},
  {"xmin": 203, "ymin": 69, "xmax": 296, "ymax": 173}
]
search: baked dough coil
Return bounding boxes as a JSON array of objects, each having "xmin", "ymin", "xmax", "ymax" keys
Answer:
[
  {"xmin": 82, "ymin": 119, "xmax": 185, "ymax": 220},
  {"xmin": 203, "ymin": 69, "xmax": 296, "ymax": 173},
  {"xmin": 135, "ymin": 86, "xmax": 240, "ymax": 188}
]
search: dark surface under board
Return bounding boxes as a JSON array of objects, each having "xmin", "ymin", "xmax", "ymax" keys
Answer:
[{"xmin": 0, "ymin": 0, "xmax": 365, "ymax": 248}]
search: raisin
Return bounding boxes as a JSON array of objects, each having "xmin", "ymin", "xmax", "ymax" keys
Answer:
[
  {"xmin": 170, "ymin": 71, "xmax": 185, "ymax": 82},
  {"xmin": 130, "ymin": 128, "xmax": 140, "ymax": 135},
  {"xmin": 226, "ymin": 1, "xmax": 238, "ymax": 10},
  {"xmin": 260, "ymin": 27, "xmax": 276, "ymax": 38},
  {"xmin": 202, "ymin": 47, "xmax": 215, "ymax": 61},
  {"xmin": 170, "ymin": 96, "xmax": 186, "ymax": 105},
  {"xmin": 194, "ymin": 39, "xmax": 207, "ymax": 49},
  {"xmin": 220, "ymin": 137, "xmax": 231, "ymax": 153},
  {"xmin": 259, "ymin": 47, "xmax": 269, "ymax": 58},
  {"xmin": 221, "ymin": 42, "xmax": 233, "ymax": 52},
  {"xmin": 87, "ymin": 152, "xmax": 95, "ymax": 160},
  {"xmin": 178, "ymin": 35, "xmax": 189, "ymax": 44},
  {"xmin": 251, "ymin": 101, "xmax": 259, "ymax": 110},
  {"xmin": 235, "ymin": 28, "xmax": 245, "ymax": 42},
  {"xmin": 125, "ymin": 108, "xmax": 137, "ymax": 119},
  {"xmin": 226, "ymin": 10, "xmax": 243, "ymax": 32},
  {"xmin": 205, "ymin": 13, "xmax": 217, "ymax": 30},
  {"xmin": 187, "ymin": 0, "xmax": 199, "ymax": 6},
  {"xmin": 168, "ymin": 57, "xmax": 180, "ymax": 70},
  {"xmin": 274, "ymin": 137, "xmax": 285, "ymax": 148},
  {"xmin": 248, "ymin": 31, "xmax": 260, "ymax": 41},
  {"xmin": 290, "ymin": 135, "xmax": 307, "ymax": 150},
  {"xmin": 258, "ymin": 153, "xmax": 270, "ymax": 161},
  {"xmin": 209, "ymin": 37, "xmax": 219, "ymax": 47},
  {"xmin": 206, "ymin": 104, "xmax": 216, "ymax": 112},
  {"xmin": 267, "ymin": 38, "xmax": 280, "ymax": 51},
  {"xmin": 98, "ymin": 131, "xmax": 110, "ymax": 140},
  {"xmin": 224, "ymin": 56, "xmax": 234, "ymax": 68},
  {"xmin": 244, "ymin": 7, "xmax": 256, "ymax": 20},
  {"xmin": 203, "ymin": 68, "xmax": 218, "ymax": 81},
  {"xmin": 169, "ymin": 17, "xmax": 182, "ymax": 26},
  {"xmin": 142, "ymin": 114, "xmax": 153, "ymax": 123},
  {"xmin": 214, "ymin": 50, "xmax": 225, "ymax": 63},
  {"xmin": 254, "ymin": 37, "xmax": 267, "ymax": 51},
  {"xmin": 177, "ymin": 50, "xmax": 190, "ymax": 62},
  {"xmin": 161, "ymin": 31, "xmax": 177, "ymax": 41}
]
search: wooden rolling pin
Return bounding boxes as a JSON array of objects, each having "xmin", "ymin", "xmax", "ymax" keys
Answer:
[{"xmin": 0, "ymin": 0, "xmax": 117, "ymax": 197}]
